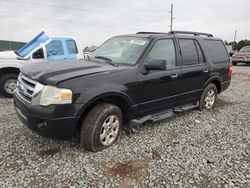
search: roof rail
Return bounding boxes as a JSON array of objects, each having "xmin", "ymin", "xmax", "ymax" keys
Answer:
[
  {"xmin": 136, "ymin": 31, "xmax": 167, "ymax": 35},
  {"xmin": 168, "ymin": 30, "xmax": 213, "ymax": 37}
]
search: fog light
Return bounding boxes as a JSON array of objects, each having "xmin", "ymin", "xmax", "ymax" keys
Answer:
[{"xmin": 37, "ymin": 122, "xmax": 47, "ymax": 130}]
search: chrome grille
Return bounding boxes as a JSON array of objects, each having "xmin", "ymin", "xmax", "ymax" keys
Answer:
[{"xmin": 16, "ymin": 74, "xmax": 37, "ymax": 103}]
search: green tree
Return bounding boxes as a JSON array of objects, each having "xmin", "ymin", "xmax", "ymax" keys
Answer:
[{"xmin": 237, "ymin": 40, "xmax": 250, "ymax": 50}]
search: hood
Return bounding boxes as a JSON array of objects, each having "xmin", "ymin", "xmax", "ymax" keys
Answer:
[
  {"xmin": 234, "ymin": 52, "xmax": 250, "ymax": 56},
  {"xmin": 17, "ymin": 31, "xmax": 51, "ymax": 58},
  {"xmin": 21, "ymin": 60, "xmax": 117, "ymax": 85},
  {"xmin": 0, "ymin": 50, "xmax": 18, "ymax": 60}
]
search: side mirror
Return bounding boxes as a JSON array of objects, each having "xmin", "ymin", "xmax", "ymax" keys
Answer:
[{"xmin": 144, "ymin": 59, "xmax": 166, "ymax": 71}]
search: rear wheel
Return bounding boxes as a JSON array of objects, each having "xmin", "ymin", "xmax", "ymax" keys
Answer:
[
  {"xmin": 80, "ymin": 103, "xmax": 123, "ymax": 152},
  {"xmin": 232, "ymin": 61, "xmax": 237, "ymax": 66},
  {"xmin": 198, "ymin": 83, "xmax": 217, "ymax": 110},
  {"xmin": 0, "ymin": 73, "xmax": 18, "ymax": 98}
]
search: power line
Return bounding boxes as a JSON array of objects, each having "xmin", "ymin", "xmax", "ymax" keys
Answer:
[
  {"xmin": 70, "ymin": 0, "xmax": 167, "ymax": 13},
  {"xmin": 2, "ymin": 0, "xmax": 169, "ymax": 15}
]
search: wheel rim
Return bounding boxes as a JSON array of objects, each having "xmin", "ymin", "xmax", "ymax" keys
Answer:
[
  {"xmin": 204, "ymin": 89, "xmax": 216, "ymax": 109},
  {"xmin": 4, "ymin": 79, "xmax": 17, "ymax": 94},
  {"xmin": 100, "ymin": 115, "xmax": 120, "ymax": 146}
]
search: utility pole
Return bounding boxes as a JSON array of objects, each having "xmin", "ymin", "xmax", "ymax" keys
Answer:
[
  {"xmin": 169, "ymin": 3, "xmax": 174, "ymax": 31},
  {"xmin": 233, "ymin": 30, "xmax": 237, "ymax": 50}
]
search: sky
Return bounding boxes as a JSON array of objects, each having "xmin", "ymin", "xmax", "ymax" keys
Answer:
[{"xmin": 0, "ymin": 0, "xmax": 249, "ymax": 47}]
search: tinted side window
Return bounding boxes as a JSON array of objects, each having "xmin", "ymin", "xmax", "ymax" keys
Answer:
[
  {"xmin": 147, "ymin": 39, "xmax": 176, "ymax": 68},
  {"xmin": 194, "ymin": 40, "xmax": 205, "ymax": 63},
  {"xmin": 46, "ymin": 40, "xmax": 64, "ymax": 56},
  {"xmin": 204, "ymin": 40, "xmax": 229, "ymax": 64},
  {"xmin": 179, "ymin": 39, "xmax": 199, "ymax": 65},
  {"xmin": 66, "ymin": 40, "xmax": 78, "ymax": 54},
  {"xmin": 32, "ymin": 48, "xmax": 44, "ymax": 59}
]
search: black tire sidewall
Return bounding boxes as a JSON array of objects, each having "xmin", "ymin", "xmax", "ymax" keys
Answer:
[
  {"xmin": 0, "ymin": 74, "xmax": 18, "ymax": 98},
  {"xmin": 94, "ymin": 107, "xmax": 122, "ymax": 151},
  {"xmin": 80, "ymin": 103, "xmax": 123, "ymax": 152},
  {"xmin": 199, "ymin": 84, "xmax": 217, "ymax": 110}
]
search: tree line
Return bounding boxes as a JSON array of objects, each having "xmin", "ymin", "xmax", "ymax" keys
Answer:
[{"xmin": 225, "ymin": 40, "xmax": 250, "ymax": 51}]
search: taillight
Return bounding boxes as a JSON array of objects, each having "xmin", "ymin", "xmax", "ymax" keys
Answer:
[
  {"xmin": 247, "ymin": 53, "xmax": 250, "ymax": 58},
  {"xmin": 228, "ymin": 64, "xmax": 232, "ymax": 76}
]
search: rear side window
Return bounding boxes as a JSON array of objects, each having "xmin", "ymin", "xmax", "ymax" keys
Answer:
[
  {"xmin": 66, "ymin": 40, "xmax": 78, "ymax": 54},
  {"xmin": 179, "ymin": 39, "xmax": 199, "ymax": 65},
  {"xmin": 204, "ymin": 40, "xmax": 229, "ymax": 64},
  {"xmin": 46, "ymin": 40, "xmax": 64, "ymax": 56}
]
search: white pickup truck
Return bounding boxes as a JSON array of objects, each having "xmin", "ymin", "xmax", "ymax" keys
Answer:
[{"xmin": 0, "ymin": 32, "xmax": 84, "ymax": 97}]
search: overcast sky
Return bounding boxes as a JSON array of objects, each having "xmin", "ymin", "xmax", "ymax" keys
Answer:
[{"xmin": 0, "ymin": 0, "xmax": 249, "ymax": 47}]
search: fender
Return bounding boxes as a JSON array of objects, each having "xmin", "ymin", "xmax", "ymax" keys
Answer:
[
  {"xmin": 0, "ymin": 62, "xmax": 23, "ymax": 70},
  {"xmin": 76, "ymin": 90, "xmax": 135, "ymax": 117},
  {"xmin": 202, "ymin": 75, "xmax": 222, "ymax": 90}
]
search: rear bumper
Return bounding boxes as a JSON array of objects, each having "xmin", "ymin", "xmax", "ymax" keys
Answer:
[
  {"xmin": 221, "ymin": 80, "xmax": 231, "ymax": 92},
  {"xmin": 14, "ymin": 93, "xmax": 80, "ymax": 139}
]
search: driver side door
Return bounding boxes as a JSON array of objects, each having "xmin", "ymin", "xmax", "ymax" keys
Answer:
[{"xmin": 137, "ymin": 38, "xmax": 182, "ymax": 116}]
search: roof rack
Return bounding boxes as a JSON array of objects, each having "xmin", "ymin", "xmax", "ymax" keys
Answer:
[
  {"xmin": 136, "ymin": 32, "xmax": 167, "ymax": 35},
  {"xmin": 168, "ymin": 30, "xmax": 213, "ymax": 37}
]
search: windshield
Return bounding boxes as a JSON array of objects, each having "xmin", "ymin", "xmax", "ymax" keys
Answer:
[
  {"xmin": 90, "ymin": 36, "xmax": 149, "ymax": 65},
  {"xmin": 240, "ymin": 46, "xmax": 250, "ymax": 52}
]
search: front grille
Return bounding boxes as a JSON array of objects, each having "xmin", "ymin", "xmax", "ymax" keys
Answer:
[
  {"xmin": 16, "ymin": 73, "xmax": 37, "ymax": 103},
  {"xmin": 236, "ymin": 56, "xmax": 246, "ymax": 60}
]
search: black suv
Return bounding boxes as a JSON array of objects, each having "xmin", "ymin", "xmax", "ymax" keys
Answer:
[{"xmin": 14, "ymin": 31, "xmax": 232, "ymax": 151}]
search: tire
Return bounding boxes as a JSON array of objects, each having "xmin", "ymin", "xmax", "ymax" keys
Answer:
[
  {"xmin": 232, "ymin": 61, "xmax": 237, "ymax": 66},
  {"xmin": 0, "ymin": 73, "xmax": 18, "ymax": 98},
  {"xmin": 80, "ymin": 103, "xmax": 123, "ymax": 152},
  {"xmin": 198, "ymin": 83, "xmax": 217, "ymax": 111}
]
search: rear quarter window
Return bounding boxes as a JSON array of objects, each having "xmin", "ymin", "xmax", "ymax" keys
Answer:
[{"xmin": 204, "ymin": 40, "xmax": 229, "ymax": 64}]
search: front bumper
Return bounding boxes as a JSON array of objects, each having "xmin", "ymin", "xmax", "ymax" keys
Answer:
[
  {"xmin": 232, "ymin": 57, "xmax": 250, "ymax": 63},
  {"xmin": 14, "ymin": 92, "xmax": 80, "ymax": 139}
]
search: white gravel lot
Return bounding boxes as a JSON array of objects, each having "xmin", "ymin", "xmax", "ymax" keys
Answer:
[{"xmin": 0, "ymin": 64, "xmax": 250, "ymax": 188}]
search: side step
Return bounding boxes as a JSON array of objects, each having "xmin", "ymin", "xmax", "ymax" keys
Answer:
[
  {"xmin": 173, "ymin": 103, "xmax": 198, "ymax": 113},
  {"xmin": 130, "ymin": 103, "xmax": 198, "ymax": 126},
  {"xmin": 130, "ymin": 109, "xmax": 174, "ymax": 126}
]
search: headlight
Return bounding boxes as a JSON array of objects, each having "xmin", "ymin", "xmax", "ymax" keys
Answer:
[{"xmin": 39, "ymin": 86, "xmax": 72, "ymax": 106}]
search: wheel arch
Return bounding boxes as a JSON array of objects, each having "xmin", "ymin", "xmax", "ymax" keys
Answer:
[
  {"xmin": 203, "ymin": 76, "xmax": 222, "ymax": 94},
  {"xmin": 0, "ymin": 67, "xmax": 20, "ymax": 77},
  {"xmin": 76, "ymin": 92, "xmax": 134, "ymax": 127}
]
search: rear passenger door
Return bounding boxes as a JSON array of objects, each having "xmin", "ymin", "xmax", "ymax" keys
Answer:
[{"xmin": 177, "ymin": 38, "xmax": 209, "ymax": 104}]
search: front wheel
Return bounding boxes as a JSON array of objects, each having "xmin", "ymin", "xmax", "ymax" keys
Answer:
[
  {"xmin": 0, "ymin": 73, "xmax": 18, "ymax": 98},
  {"xmin": 80, "ymin": 103, "xmax": 123, "ymax": 152},
  {"xmin": 198, "ymin": 83, "xmax": 217, "ymax": 110}
]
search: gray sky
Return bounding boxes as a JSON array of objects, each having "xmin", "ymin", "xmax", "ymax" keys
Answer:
[{"xmin": 0, "ymin": 0, "xmax": 249, "ymax": 47}]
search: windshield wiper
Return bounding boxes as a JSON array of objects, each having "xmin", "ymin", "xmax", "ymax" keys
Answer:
[{"xmin": 94, "ymin": 56, "xmax": 118, "ymax": 67}]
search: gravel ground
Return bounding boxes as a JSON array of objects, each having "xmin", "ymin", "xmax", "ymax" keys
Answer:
[{"xmin": 0, "ymin": 64, "xmax": 250, "ymax": 188}]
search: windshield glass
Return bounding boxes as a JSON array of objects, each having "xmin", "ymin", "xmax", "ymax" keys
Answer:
[
  {"xmin": 240, "ymin": 46, "xmax": 250, "ymax": 52},
  {"xmin": 90, "ymin": 36, "xmax": 149, "ymax": 65}
]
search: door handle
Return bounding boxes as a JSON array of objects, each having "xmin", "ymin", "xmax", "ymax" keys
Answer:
[{"xmin": 171, "ymin": 74, "xmax": 178, "ymax": 79}]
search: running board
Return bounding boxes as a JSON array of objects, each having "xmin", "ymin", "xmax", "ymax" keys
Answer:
[
  {"xmin": 130, "ymin": 109, "xmax": 174, "ymax": 126},
  {"xmin": 130, "ymin": 103, "xmax": 198, "ymax": 126},
  {"xmin": 173, "ymin": 103, "xmax": 198, "ymax": 113}
]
